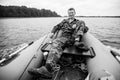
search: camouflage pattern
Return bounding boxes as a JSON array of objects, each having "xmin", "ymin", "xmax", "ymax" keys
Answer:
[
  {"xmin": 47, "ymin": 18, "xmax": 89, "ymax": 64},
  {"xmin": 51, "ymin": 18, "xmax": 88, "ymax": 38}
]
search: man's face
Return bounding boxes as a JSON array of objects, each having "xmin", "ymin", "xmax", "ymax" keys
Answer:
[{"xmin": 68, "ymin": 10, "xmax": 75, "ymax": 18}]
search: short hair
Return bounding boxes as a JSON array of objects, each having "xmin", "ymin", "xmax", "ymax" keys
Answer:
[{"xmin": 68, "ymin": 8, "xmax": 75, "ymax": 12}]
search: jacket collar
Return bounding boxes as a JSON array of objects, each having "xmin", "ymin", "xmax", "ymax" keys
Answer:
[{"xmin": 67, "ymin": 18, "xmax": 76, "ymax": 23}]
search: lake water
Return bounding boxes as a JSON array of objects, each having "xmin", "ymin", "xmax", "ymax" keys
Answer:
[{"xmin": 0, "ymin": 17, "xmax": 120, "ymax": 51}]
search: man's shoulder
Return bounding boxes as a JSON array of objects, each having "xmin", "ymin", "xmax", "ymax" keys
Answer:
[{"xmin": 76, "ymin": 19, "xmax": 85, "ymax": 24}]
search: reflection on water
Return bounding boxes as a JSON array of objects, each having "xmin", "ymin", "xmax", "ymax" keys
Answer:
[{"xmin": 0, "ymin": 17, "xmax": 120, "ymax": 50}]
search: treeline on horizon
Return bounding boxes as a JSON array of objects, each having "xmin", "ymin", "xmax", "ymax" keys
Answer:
[{"xmin": 0, "ymin": 5, "xmax": 61, "ymax": 17}]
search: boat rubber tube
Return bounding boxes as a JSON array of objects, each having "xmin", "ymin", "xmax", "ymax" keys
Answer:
[
  {"xmin": 0, "ymin": 35, "xmax": 47, "ymax": 80},
  {"xmin": 83, "ymin": 32, "xmax": 120, "ymax": 80}
]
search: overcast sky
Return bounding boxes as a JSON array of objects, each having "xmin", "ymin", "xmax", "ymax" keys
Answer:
[{"xmin": 0, "ymin": 0, "xmax": 120, "ymax": 16}]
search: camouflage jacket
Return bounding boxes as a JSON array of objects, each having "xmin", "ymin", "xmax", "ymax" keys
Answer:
[{"xmin": 51, "ymin": 18, "xmax": 88, "ymax": 38}]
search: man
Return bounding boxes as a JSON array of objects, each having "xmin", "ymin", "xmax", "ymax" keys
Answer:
[{"xmin": 28, "ymin": 8, "xmax": 89, "ymax": 79}]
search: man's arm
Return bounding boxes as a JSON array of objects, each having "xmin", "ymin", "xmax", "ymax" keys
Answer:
[
  {"xmin": 51, "ymin": 19, "xmax": 65, "ymax": 34},
  {"xmin": 75, "ymin": 20, "xmax": 89, "ymax": 41},
  {"xmin": 50, "ymin": 20, "xmax": 65, "ymax": 39},
  {"xmin": 77, "ymin": 20, "xmax": 89, "ymax": 35}
]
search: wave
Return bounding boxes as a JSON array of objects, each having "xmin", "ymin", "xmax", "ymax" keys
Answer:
[{"xmin": 101, "ymin": 39, "xmax": 120, "ymax": 44}]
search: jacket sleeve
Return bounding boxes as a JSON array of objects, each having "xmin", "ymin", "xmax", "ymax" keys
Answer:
[
  {"xmin": 51, "ymin": 20, "xmax": 65, "ymax": 34},
  {"xmin": 76, "ymin": 20, "xmax": 89, "ymax": 36}
]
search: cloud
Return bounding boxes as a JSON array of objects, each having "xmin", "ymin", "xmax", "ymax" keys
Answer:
[{"xmin": 0, "ymin": 0, "xmax": 120, "ymax": 16}]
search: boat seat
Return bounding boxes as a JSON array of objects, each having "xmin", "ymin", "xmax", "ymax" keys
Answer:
[{"xmin": 41, "ymin": 43, "xmax": 95, "ymax": 58}]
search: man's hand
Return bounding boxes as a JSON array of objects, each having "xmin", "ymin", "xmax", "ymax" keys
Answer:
[
  {"xmin": 49, "ymin": 33, "xmax": 54, "ymax": 43},
  {"xmin": 49, "ymin": 33, "xmax": 54, "ymax": 39},
  {"xmin": 78, "ymin": 31, "xmax": 83, "ymax": 35}
]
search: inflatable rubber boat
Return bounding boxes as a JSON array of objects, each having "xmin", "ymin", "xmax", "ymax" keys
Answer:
[{"xmin": 0, "ymin": 32, "xmax": 120, "ymax": 80}]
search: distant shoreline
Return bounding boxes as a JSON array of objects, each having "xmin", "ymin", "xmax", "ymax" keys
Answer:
[
  {"xmin": 0, "ymin": 16, "xmax": 120, "ymax": 18},
  {"xmin": 0, "ymin": 5, "xmax": 61, "ymax": 17},
  {"xmin": 0, "ymin": 16, "xmax": 61, "ymax": 18},
  {"xmin": 0, "ymin": 5, "xmax": 119, "ymax": 18}
]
